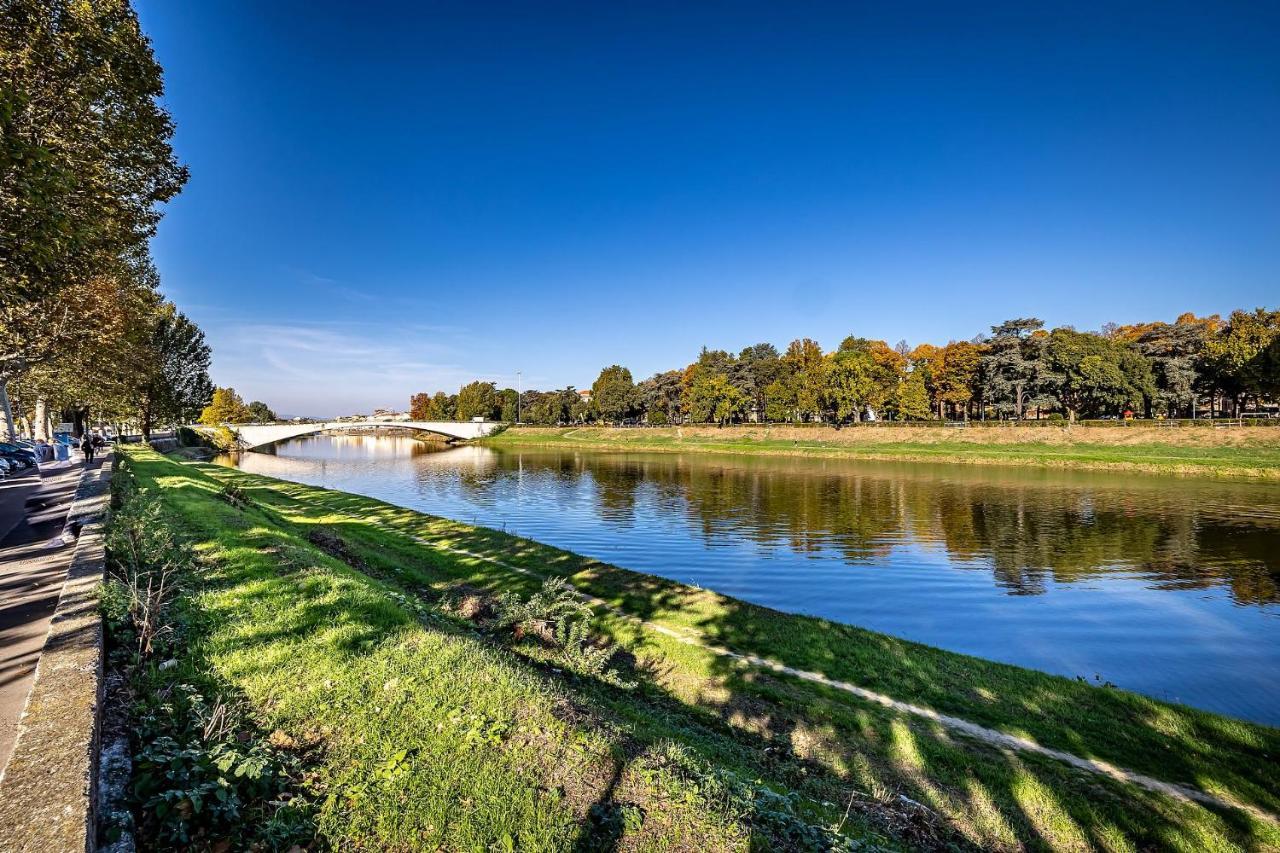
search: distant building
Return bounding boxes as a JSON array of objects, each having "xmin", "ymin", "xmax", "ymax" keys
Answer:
[{"xmin": 578, "ymin": 389, "xmax": 592, "ymax": 404}]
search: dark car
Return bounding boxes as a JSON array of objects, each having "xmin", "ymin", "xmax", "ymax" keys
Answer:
[{"xmin": 0, "ymin": 442, "xmax": 38, "ymax": 468}]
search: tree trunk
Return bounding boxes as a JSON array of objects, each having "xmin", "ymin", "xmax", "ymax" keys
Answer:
[
  {"xmin": 0, "ymin": 379, "xmax": 15, "ymax": 442},
  {"xmin": 34, "ymin": 397, "xmax": 50, "ymax": 441}
]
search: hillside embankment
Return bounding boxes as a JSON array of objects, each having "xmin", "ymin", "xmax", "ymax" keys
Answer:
[
  {"xmin": 484, "ymin": 423, "xmax": 1280, "ymax": 478},
  {"xmin": 97, "ymin": 445, "xmax": 1280, "ymax": 851}
]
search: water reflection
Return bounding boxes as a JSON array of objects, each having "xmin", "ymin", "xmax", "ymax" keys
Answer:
[{"xmin": 216, "ymin": 435, "xmax": 1280, "ymax": 723}]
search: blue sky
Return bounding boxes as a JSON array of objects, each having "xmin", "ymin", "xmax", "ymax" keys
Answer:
[{"xmin": 135, "ymin": 1, "xmax": 1279, "ymax": 417}]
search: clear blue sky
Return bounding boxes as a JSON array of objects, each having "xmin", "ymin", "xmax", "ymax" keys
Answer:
[{"xmin": 136, "ymin": 1, "xmax": 1279, "ymax": 417}]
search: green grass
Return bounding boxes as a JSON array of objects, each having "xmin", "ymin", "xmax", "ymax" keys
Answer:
[
  {"xmin": 128, "ymin": 446, "xmax": 1279, "ymax": 851},
  {"xmin": 124, "ymin": 446, "xmax": 887, "ymax": 850},
  {"xmin": 482, "ymin": 426, "xmax": 1280, "ymax": 479}
]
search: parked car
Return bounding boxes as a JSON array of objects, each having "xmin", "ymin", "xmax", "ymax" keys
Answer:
[
  {"xmin": 0, "ymin": 456, "xmax": 12, "ymax": 478},
  {"xmin": 0, "ymin": 444, "xmax": 35, "ymax": 470}
]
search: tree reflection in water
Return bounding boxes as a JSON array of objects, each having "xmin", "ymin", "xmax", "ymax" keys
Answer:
[{"xmin": 218, "ymin": 436, "xmax": 1280, "ymax": 721}]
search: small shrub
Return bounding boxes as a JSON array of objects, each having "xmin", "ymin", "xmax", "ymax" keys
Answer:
[
  {"xmin": 495, "ymin": 578, "xmax": 634, "ymax": 688},
  {"xmin": 217, "ymin": 483, "xmax": 253, "ymax": 510},
  {"xmin": 495, "ymin": 576, "xmax": 590, "ymax": 636},
  {"xmin": 105, "ymin": 491, "xmax": 187, "ymax": 659}
]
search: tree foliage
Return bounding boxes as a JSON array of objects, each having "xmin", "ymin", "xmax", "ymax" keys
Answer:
[
  {"xmin": 457, "ymin": 381, "xmax": 498, "ymax": 420},
  {"xmin": 0, "ymin": 0, "xmax": 197, "ymax": 439},
  {"xmin": 200, "ymin": 387, "xmax": 253, "ymax": 425},
  {"xmin": 454, "ymin": 306, "xmax": 1277, "ymax": 428},
  {"xmin": 247, "ymin": 401, "xmax": 277, "ymax": 422},
  {"xmin": 590, "ymin": 365, "xmax": 637, "ymax": 423}
]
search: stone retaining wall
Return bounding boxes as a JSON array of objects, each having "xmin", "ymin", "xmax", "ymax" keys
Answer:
[{"xmin": 0, "ymin": 454, "xmax": 113, "ymax": 852}]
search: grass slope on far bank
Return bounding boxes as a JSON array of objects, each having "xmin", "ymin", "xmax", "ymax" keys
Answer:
[
  {"xmin": 129, "ymin": 446, "xmax": 1280, "ymax": 851},
  {"xmin": 482, "ymin": 424, "xmax": 1280, "ymax": 478}
]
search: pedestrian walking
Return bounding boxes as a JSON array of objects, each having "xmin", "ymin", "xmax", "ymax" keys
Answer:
[{"xmin": 81, "ymin": 434, "xmax": 95, "ymax": 465}]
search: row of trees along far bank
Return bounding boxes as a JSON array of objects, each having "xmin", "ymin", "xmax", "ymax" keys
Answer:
[
  {"xmin": 1, "ymin": 0, "xmax": 215, "ymax": 440},
  {"xmin": 414, "ymin": 310, "xmax": 1280, "ymax": 427}
]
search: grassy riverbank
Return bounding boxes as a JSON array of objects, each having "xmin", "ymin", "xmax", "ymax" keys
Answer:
[
  {"xmin": 483, "ymin": 424, "xmax": 1280, "ymax": 479},
  {"xmin": 118, "ymin": 445, "xmax": 1278, "ymax": 850}
]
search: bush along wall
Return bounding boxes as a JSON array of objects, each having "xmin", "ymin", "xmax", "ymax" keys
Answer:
[{"xmin": 98, "ymin": 462, "xmax": 317, "ymax": 851}]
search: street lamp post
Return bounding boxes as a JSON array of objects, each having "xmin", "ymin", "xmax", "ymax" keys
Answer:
[{"xmin": 517, "ymin": 371, "xmax": 522, "ymax": 424}]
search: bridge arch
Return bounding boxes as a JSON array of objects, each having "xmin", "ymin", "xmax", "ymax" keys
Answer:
[{"xmin": 199, "ymin": 420, "xmax": 501, "ymax": 451}]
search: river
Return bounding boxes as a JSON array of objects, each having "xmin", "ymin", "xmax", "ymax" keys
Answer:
[{"xmin": 215, "ymin": 434, "xmax": 1280, "ymax": 724}]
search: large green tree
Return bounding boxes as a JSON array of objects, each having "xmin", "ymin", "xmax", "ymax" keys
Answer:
[
  {"xmin": 684, "ymin": 373, "xmax": 747, "ymax": 425},
  {"xmin": 0, "ymin": 0, "xmax": 187, "ymax": 437},
  {"xmin": 980, "ymin": 318, "xmax": 1044, "ymax": 419},
  {"xmin": 638, "ymin": 370, "xmax": 683, "ymax": 424},
  {"xmin": 590, "ymin": 365, "xmax": 637, "ymax": 423},
  {"xmin": 1045, "ymin": 329, "xmax": 1155, "ymax": 420},
  {"xmin": 456, "ymin": 381, "xmax": 498, "ymax": 420},
  {"xmin": 247, "ymin": 401, "xmax": 277, "ymax": 423},
  {"xmin": 135, "ymin": 303, "xmax": 213, "ymax": 436},
  {"xmin": 1203, "ymin": 308, "xmax": 1280, "ymax": 412},
  {"xmin": 822, "ymin": 348, "xmax": 878, "ymax": 423}
]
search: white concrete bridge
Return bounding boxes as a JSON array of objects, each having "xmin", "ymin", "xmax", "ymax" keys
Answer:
[{"xmin": 204, "ymin": 420, "xmax": 502, "ymax": 451}]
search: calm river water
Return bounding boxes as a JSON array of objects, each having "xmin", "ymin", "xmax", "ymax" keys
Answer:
[{"xmin": 216, "ymin": 434, "xmax": 1280, "ymax": 724}]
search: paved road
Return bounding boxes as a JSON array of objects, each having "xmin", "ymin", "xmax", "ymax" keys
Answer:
[{"xmin": 0, "ymin": 458, "xmax": 97, "ymax": 774}]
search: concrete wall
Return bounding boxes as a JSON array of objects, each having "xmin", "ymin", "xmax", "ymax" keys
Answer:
[{"xmin": 0, "ymin": 456, "xmax": 113, "ymax": 851}]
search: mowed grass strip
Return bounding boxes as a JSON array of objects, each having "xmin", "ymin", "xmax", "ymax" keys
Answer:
[
  {"xmin": 127, "ymin": 447, "xmax": 894, "ymax": 851},
  {"xmin": 171, "ymin": 449, "xmax": 1280, "ymax": 852},
  {"xmin": 483, "ymin": 425, "xmax": 1280, "ymax": 478}
]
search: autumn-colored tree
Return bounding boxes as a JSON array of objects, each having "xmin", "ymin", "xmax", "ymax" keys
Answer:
[
  {"xmin": 782, "ymin": 338, "xmax": 825, "ymax": 421},
  {"xmin": 934, "ymin": 341, "xmax": 983, "ymax": 420},
  {"xmin": 200, "ymin": 387, "xmax": 253, "ymax": 424},
  {"xmin": 409, "ymin": 392, "xmax": 430, "ymax": 420},
  {"xmin": 895, "ymin": 367, "xmax": 933, "ymax": 420}
]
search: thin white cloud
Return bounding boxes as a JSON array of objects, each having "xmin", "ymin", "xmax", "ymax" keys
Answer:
[{"xmin": 206, "ymin": 320, "xmax": 485, "ymax": 417}]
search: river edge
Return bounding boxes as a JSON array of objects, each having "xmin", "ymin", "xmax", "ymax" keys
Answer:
[
  {"xmin": 117, "ymin": 445, "xmax": 1278, "ymax": 850},
  {"xmin": 480, "ymin": 425, "xmax": 1280, "ymax": 479}
]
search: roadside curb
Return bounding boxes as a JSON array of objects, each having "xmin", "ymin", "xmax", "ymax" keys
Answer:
[{"xmin": 0, "ymin": 453, "xmax": 113, "ymax": 852}]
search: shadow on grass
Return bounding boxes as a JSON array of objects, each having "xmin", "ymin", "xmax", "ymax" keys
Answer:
[{"xmin": 176, "ymin": 452, "xmax": 1279, "ymax": 851}]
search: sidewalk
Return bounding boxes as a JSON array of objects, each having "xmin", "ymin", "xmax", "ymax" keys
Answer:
[{"xmin": 0, "ymin": 457, "xmax": 99, "ymax": 774}]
